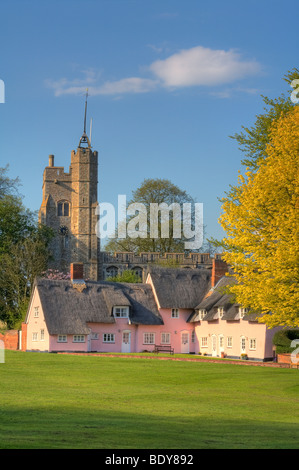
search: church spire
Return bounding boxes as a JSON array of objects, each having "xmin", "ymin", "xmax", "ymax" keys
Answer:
[{"xmin": 78, "ymin": 89, "xmax": 91, "ymax": 149}]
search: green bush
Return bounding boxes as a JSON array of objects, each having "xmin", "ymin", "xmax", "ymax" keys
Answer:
[{"xmin": 273, "ymin": 329, "xmax": 299, "ymax": 353}]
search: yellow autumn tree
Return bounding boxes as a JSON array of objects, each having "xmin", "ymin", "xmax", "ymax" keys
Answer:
[{"xmin": 219, "ymin": 106, "xmax": 299, "ymax": 327}]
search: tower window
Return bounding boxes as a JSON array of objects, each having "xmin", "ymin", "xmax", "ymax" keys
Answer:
[{"xmin": 58, "ymin": 201, "xmax": 70, "ymax": 217}]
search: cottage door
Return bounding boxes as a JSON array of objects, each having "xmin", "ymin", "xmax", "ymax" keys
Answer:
[
  {"xmin": 219, "ymin": 335, "xmax": 224, "ymax": 355},
  {"xmin": 212, "ymin": 335, "xmax": 217, "ymax": 356},
  {"xmin": 121, "ymin": 330, "xmax": 131, "ymax": 353},
  {"xmin": 181, "ymin": 332, "xmax": 189, "ymax": 353},
  {"xmin": 240, "ymin": 336, "xmax": 246, "ymax": 355}
]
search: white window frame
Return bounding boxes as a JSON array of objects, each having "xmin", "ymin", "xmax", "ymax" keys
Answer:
[
  {"xmin": 143, "ymin": 333, "xmax": 155, "ymax": 345},
  {"xmin": 249, "ymin": 338, "xmax": 257, "ymax": 350},
  {"xmin": 227, "ymin": 336, "xmax": 233, "ymax": 348},
  {"xmin": 161, "ymin": 332, "xmax": 171, "ymax": 344},
  {"xmin": 198, "ymin": 309, "xmax": 206, "ymax": 320},
  {"xmin": 218, "ymin": 307, "xmax": 224, "ymax": 318},
  {"xmin": 239, "ymin": 307, "xmax": 248, "ymax": 318},
  {"xmin": 34, "ymin": 307, "xmax": 39, "ymax": 318},
  {"xmin": 32, "ymin": 332, "xmax": 38, "ymax": 342},
  {"xmin": 103, "ymin": 333, "xmax": 115, "ymax": 343},
  {"xmin": 58, "ymin": 335, "xmax": 67, "ymax": 343},
  {"xmin": 73, "ymin": 335, "xmax": 85, "ymax": 343},
  {"xmin": 113, "ymin": 306, "xmax": 129, "ymax": 318},
  {"xmin": 201, "ymin": 337, "xmax": 208, "ymax": 348},
  {"xmin": 171, "ymin": 308, "xmax": 179, "ymax": 318},
  {"xmin": 40, "ymin": 329, "xmax": 45, "ymax": 341},
  {"xmin": 91, "ymin": 332, "xmax": 99, "ymax": 340}
]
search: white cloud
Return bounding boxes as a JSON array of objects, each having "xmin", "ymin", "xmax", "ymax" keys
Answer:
[
  {"xmin": 149, "ymin": 46, "xmax": 261, "ymax": 88},
  {"xmin": 45, "ymin": 68, "xmax": 99, "ymax": 97},
  {"xmin": 46, "ymin": 46, "xmax": 261, "ymax": 97},
  {"xmin": 46, "ymin": 75, "xmax": 158, "ymax": 97},
  {"xmin": 93, "ymin": 77, "xmax": 159, "ymax": 95}
]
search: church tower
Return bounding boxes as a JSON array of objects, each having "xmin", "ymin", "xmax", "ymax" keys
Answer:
[{"xmin": 39, "ymin": 92, "xmax": 100, "ymax": 280}]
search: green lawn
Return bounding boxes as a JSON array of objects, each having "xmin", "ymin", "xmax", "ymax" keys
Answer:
[{"xmin": 0, "ymin": 350, "xmax": 299, "ymax": 449}]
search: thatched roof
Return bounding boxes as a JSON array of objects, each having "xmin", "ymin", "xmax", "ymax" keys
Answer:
[
  {"xmin": 148, "ymin": 267, "xmax": 211, "ymax": 309},
  {"xmin": 188, "ymin": 275, "xmax": 259, "ymax": 323},
  {"xmin": 32, "ymin": 278, "xmax": 163, "ymax": 335}
]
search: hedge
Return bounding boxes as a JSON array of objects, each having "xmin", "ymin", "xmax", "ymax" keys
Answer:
[{"xmin": 273, "ymin": 329, "xmax": 299, "ymax": 353}]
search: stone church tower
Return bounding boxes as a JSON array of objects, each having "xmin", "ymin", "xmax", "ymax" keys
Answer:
[{"xmin": 39, "ymin": 95, "xmax": 100, "ymax": 280}]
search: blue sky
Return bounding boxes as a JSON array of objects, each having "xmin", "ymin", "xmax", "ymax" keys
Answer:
[{"xmin": 0, "ymin": 0, "xmax": 297, "ymax": 245}]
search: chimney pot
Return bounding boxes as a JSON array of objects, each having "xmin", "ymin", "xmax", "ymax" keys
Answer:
[
  {"xmin": 70, "ymin": 263, "xmax": 84, "ymax": 281},
  {"xmin": 49, "ymin": 155, "xmax": 54, "ymax": 167},
  {"xmin": 211, "ymin": 258, "xmax": 228, "ymax": 287}
]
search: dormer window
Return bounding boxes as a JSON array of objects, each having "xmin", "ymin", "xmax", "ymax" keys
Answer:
[
  {"xmin": 113, "ymin": 306, "xmax": 129, "ymax": 318},
  {"xmin": 171, "ymin": 308, "xmax": 179, "ymax": 318},
  {"xmin": 218, "ymin": 307, "xmax": 224, "ymax": 318},
  {"xmin": 239, "ymin": 307, "xmax": 248, "ymax": 318},
  {"xmin": 198, "ymin": 309, "xmax": 206, "ymax": 320},
  {"xmin": 57, "ymin": 201, "xmax": 70, "ymax": 217}
]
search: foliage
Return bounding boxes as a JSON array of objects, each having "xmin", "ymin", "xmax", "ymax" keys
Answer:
[
  {"xmin": 41, "ymin": 269, "xmax": 71, "ymax": 280},
  {"xmin": 0, "ymin": 167, "xmax": 54, "ymax": 328},
  {"xmin": 273, "ymin": 330, "xmax": 299, "ymax": 354},
  {"xmin": 0, "ymin": 164, "xmax": 21, "ymax": 199},
  {"xmin": 108, "ymin": 269, "xmax": 142, "ymax": 283},
  {"xmin": 218, "ymin": 105, "xmax": 299, "ymax": 327},
  {"xmin": 230, "ymin": 68, "xmax": 299, "ymax": 170},
  {"xmin": 0, "ymin": 196, "xmax": 36, "ymax": 254}
]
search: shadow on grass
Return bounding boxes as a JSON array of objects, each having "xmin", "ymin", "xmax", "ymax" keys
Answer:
[{"xmin": 0, "ymin": 405, "xmax": 298, "ymax": 449}]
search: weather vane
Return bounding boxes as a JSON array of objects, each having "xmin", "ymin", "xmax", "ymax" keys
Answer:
[{"xmin": 78, "ymin": 88, "xmax": 92, "ymax": 149}]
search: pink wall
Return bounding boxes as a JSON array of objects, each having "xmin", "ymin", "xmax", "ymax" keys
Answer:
[
  {"xmin": 194, "ymin": 319, "xmax": 275, "ymax": 360},
  {"xmin": 25, "ymin": 283, "xmax": 278, "ymax": 360},
  {"xmin": 26, "ymin": 289, "xmax": 50, "ymax": 351},
  {"xmin": 145, "ymin": 308, "xmax": 195, "ymax": 354},
  {"xmin": 49, "ymin": 335, "xmax": 88, "ymax": 352},
  {"xmin": 87, "ymin": 320, "xmax": 137, "ymax": 353}
]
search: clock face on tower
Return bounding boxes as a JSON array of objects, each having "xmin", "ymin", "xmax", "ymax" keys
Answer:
[{"xmin": 59, "ymin": 225, "xmax": 68, "ymax": 236}]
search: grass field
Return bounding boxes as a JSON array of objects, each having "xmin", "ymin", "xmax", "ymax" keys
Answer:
[{"xmin": 0, "ymin": 350, "xmax": 299, "ymax": 449}]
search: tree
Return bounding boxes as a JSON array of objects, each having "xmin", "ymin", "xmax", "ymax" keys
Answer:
[
  {"xmin": 104, "ymin": 178, "xmax": 203, "ymax": 254},
  {"xmin": 108, "ymin": 270, "xmax": 142, "ymax": 283},
  {"xmin": 0, "ymin": 230, "xmax": 53, "ymax": 328},
  {"xmin": 230, "ymin": 68, "xmax": 299, "ymax": 170},
  {"xmin": 219, "ymin": 106, "xmax": 299, "ymax": 328},
  {"xmin": 0, "ymin": 167, "xmax": 54, "ymax": 328},
  {"xmin": 41, "ymin": 269, "xmax": 71, "ymax": 280},
  {"xmin": 0, "ymin": 165, "xmax": 20, "ymax": 199},
  {"xmin": 0, "ymin": 195, "xmax": 36, "ymax": 254}
]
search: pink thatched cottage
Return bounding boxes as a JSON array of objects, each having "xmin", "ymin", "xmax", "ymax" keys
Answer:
[
  {"xmin": 188, "ymin": 276, "xmax": 281, "ymax": 361},
  {"xmin": 22, "ymin": 261, "xmax": 278, "ymax": 361}
]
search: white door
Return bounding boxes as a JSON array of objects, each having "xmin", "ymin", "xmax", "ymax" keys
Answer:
[
  {"xmin": 212, "ymin": 335, "xmax": 217, "ymax": 357},
  {"xmin": 240, "ymin": 336, "xmax": 246, "ymax": 355},
  {"xmin": 121, "ymin": 331, "xmax": 131, "ymax": 353},
  {"xmin": 181, "ymin": 332, "xmax": 189, "ymax": 353},
  {"xmin": 219, "ymin": 335, "xmax": 224, "ymax": 355}
]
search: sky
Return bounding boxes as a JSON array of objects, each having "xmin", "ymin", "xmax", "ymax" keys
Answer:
[{"xmin": 0, "ymin": 0, "xmax": 297, "ymax": 246}]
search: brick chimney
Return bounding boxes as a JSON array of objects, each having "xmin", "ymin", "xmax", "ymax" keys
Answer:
[
  {"xmin": 70, "ymin": 263, "xmax": 84, "ymax": 281},
  {"xmin": 211, "ymin": 258, "xmax": 228, "ymax": 287}
]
